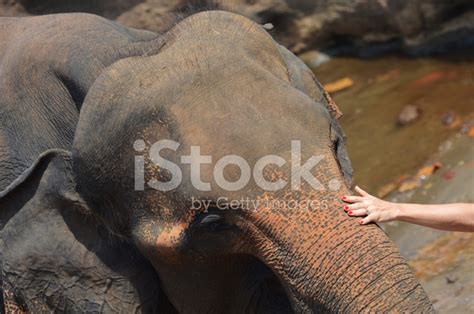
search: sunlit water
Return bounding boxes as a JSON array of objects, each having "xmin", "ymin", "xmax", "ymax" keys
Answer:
[
  {"xmin": 311, "ymin": 56, "xmax": 474, "ymax": 312},
  {"xmin": 313, "ymin": 56, "xmax": 474, "ymax": 193}
]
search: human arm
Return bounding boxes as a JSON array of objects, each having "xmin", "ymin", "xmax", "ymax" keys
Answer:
[{"xmin": 342, "ymin": 186, "xmax": 474, "ymax": 232}]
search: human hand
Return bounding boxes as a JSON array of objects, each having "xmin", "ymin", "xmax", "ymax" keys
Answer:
[{"xmin": 341, "ymin": 186, "xmax": 400, "ymax": 225}]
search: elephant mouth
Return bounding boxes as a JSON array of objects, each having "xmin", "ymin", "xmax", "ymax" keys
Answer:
[
  {"xmin": 246, "ymin": 257, "xmax": 295, "ymax": 313},
  {"xmin": 252, "ymin": 257, "xmax": 332, "ymax": 313}
]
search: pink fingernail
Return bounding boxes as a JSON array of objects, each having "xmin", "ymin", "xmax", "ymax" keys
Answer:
[
  {"xmin": 348, "ymin": 211, "xmax": 353, "ymax": 215},
  {"xmin": 342, "ymin": 196, "xmax": 347, "ymax": 200},
  {"xmin": 359, "ymin": 220, "xmax": 364, "ymax": 224},
  {"xmin": 344, "ymin": 205, "xmax": 349, "ymax": 210}
]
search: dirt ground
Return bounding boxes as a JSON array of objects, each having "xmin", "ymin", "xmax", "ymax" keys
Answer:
[{"xmin": 385, "ymin": 132, "xmax": 474, "ymax": 313}]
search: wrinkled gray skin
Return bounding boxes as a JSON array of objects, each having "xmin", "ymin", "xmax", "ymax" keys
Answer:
[
  {"xmin": 0, "ymin": 13, "xmax": 162, "ymax": 191},
  {"xmin": 0, "ymin": 13, "xmax": 173, "ymax": 313},
  {"xmin": 0, "ymin": 151, "xmax": 174, "ymax": 312},
  {"xmin": 0, "ymin": 10, "xmax": 433, "ymax": 313}
]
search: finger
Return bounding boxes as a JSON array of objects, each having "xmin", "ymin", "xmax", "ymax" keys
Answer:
[
  {"xmin": 348, "ymin": 208, "xmax": 368, "ymax": 217},
  {"xmin": 341, "ymin": 195, "xmax": 364, "ymax": 203},
  {"xmin": 359, "ymin": 213, "xmax": 378, "ymax": 225},
  {"xmin": 344, "ymin": 202, "xmax": 366, "ymax": 211},
  {"xmin": 355, "ymin": 185, "xmax": 370, "ymax": 197}
]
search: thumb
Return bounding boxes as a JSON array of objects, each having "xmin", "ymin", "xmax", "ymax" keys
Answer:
[{"xmin": 355, "ymin": 185, "xmax": 370, "ymax": 197}]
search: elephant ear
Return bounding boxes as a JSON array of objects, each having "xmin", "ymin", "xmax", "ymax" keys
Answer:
[
  {"xmin": 277, "ymin": 45, "xmax": 353, "ymax": 185},
  {"xmin": 0, "ymin": 13, "xmax": 162, "ymax": 193},
  {"xmin": 277, "ymin": 45, "xmax": 343, "ymax": 119},
  {"xmin": 0, "ymin": 150, "xmax": 175, "ymax": 313}
]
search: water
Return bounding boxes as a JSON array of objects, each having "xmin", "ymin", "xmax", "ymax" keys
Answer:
[
  {"xmin": 310, "ymin": 56, "xmax": 474, "ymax": 313},
  {"xmin": 312, "ymin": 56, "xmax": 474, "ymax": 193}
]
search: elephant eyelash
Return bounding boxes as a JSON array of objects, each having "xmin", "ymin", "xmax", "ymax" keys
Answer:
[
  {"xmin": 195, "ymin": 211, "xmax": 234, "ymax": 232},
  {"xmin": 200, "ymin": 214, "xmax": 222, "ymax": 225},
  {"xmin": 333, "ymin": 135, "xmax": 340, "ymax": 152},
  {"xmin": 329, "ymin": 124, "xmax": 338, "ymax": 150}
]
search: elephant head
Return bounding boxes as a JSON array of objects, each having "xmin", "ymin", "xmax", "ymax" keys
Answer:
[{"xmin": 66, "ymin": 10, "xmax": 433, "ymax": 313}]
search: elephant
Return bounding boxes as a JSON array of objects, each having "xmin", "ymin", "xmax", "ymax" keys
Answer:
[
  {"xmin": 0, "ymin": 14, "xmax": 170, "ymax": 311},
  {"xmin": 0, "ymin": 8, "xmax": 434, "ymax": 313},
  {"xmin": 0, "ymin": 13, "xmax": 163, "ymax": 192},
  {"xmin": 0, "ymin": 150, "xmax": 176, "ymax": 312}
]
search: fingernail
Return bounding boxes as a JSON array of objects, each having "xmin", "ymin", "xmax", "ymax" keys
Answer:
[
  {"xmin": 359, "ymin": 220, "xmax": 364, "ymax": 224},
  {"xmin": 348, "ymin": 211, "xmax": 353, "ymax": 215},
  {"xmin": 344, "ymin": 205, "xmax": 349, "ymax": 210},
  {"xmin": 342, "ymin": 196, "xmax": 346, "ymax": 200}
]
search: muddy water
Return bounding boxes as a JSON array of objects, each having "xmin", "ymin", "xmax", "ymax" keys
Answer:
[
  {"xmin": 310, "ymin": 56, "xmax": 474, "ymax": 313},
  {"xmin": 313, "ymin": 57, "xmax": 474, "ymax": 193}
]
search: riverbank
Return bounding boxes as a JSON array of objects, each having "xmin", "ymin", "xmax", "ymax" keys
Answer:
[
  {"xmin": 385, "ymin": 131, "xmax": 474, "ymax": 313},
  {"xmin": 311, "ymin": 55, "xmax": 474, "ymax": 312}
]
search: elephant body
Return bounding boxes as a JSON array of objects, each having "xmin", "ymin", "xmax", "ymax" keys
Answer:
[
  {"xmin": 0, "ymin": 9, "xmax": 434, "ymax": 313},
  {"xmin": 0, "ymin": 13, "xmax": 170, "ymax": 313},
  {"xmin": 0, "ymin": 151, "xmax": 174, "ymax": 312},
  {"xmin": 0, "ymin": 13, "xmax": 160, "ymax": 191}
]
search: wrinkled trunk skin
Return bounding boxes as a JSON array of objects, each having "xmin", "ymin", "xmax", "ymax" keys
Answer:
[
  {"xmin": 244, "ymin": 187, "xmax": 433, "ymax": 312},
  {"xmin": 239, "ymin": 152, "xmax": 433, "ymax": 314}
]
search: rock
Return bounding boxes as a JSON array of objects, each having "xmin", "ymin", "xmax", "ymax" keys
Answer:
[
  {"xmin": 0, "ymin": 0, "xmax": 142, "ymax": 18},
  {"xmin": 1, "ymin": 0, "xmax": 473, "ymax": 57},
  {"xmin": 445, "ymin": 276, "xmax": 458, "ymax": 284},
  {"xmin": 461, "ymin": 119, "xmax": 474, "ymax": 137},
  {"xmin": 442, "ymin": 170, "xmax": 456, "ymax": 180},
  {"xmin": 398, "ymin": 105, "xmax": 421, "ymax": 126},
  {"xmin": 298, "ymin": 50, "xmax": 331, "ymax": 68},
  {"xmin": 0, "ymin": 0, "xmax": 28, "ymax": 16},
  {"xmin": 377, "ymin": 182, "xmax": 397, "ymax": 198},
  {"xmin": 324, "ymin": 77, "xmax": 354, "ymax": 93},
  {"xmin": 398, "ymin": 178, "xmax": 420, "ymax": 193},
  {"xmin": 442, "ymin": 111, "xmax": 456, "ymax": 126},
  {"xmin": 416, "ymin": 162, "xmax": 442, "ymax": 180},
  {"xmin": 468, "ymin": 127, "xmax": 474, "ymax": 138}
]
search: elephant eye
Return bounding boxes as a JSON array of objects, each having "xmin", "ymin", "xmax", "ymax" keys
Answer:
[
  {"xmin": 200, "ymin": 214, "xmax": 222, "ymax": 225},
  {"xmin": 329, "ymin": 121, "xmax": 353, "ymax": 186},
  {"xmin": 197, "ymin": 211, "xmax": 231, "ymax": 232},
  {"xmin": 332, "ymin": 133, "xmax": 340, "ymax": 153},
  {"xmin": 329, "ymin": 124, "xmax": 338, "ymax": 152}
]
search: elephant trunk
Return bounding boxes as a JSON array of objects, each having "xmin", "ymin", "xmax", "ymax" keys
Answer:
[{"xmin": 245, "ymin": 189, "xmax": 433, "ymax": 312}]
